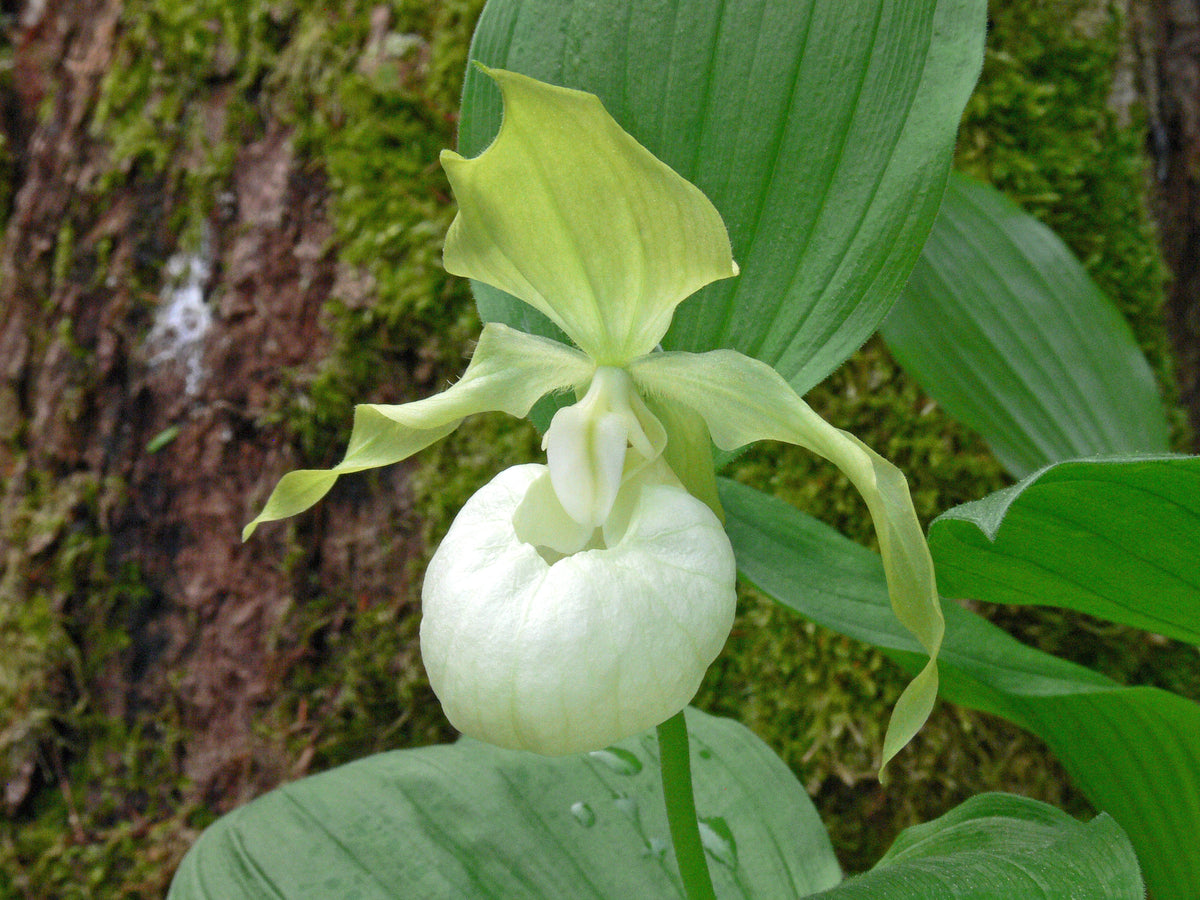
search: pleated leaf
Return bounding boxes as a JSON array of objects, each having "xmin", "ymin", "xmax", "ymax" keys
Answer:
[
  {"xmin": 460, "ymin": 0, "xmax": 986, "ymax": 394},
  {"xmin": 167, "ymin": 708, "xmax": 842, "ymax": 899},
  {"xmin": 930, "ymin": 455, "xmax": 1200, "ymax": 645},
  {"xmin": 720, "ymin": 476, "xmax": 1200, "ymax": 900},
  {"xmin": 814, "ymin": 794, "xmax": 1141, "ymax": 899},
  {"xmin": 882, "ymin": 173, "xmax": 1170, "ymax": 477},
  {"xmin": 168, "ymin": 700, "xmax": 1141, "ymax": 899}
]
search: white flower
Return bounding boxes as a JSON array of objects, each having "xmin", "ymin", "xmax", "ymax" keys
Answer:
[
  {"xmin": 419, "ymin": 363, "xmax": 735, "ymax": 754},
  {"xmin": 244, "ymin": 67, "xmax": 942, "ymax": 763}
]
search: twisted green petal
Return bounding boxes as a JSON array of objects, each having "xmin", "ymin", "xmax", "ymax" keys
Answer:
[
  {"xmin": 631, "ymin": 350, "xmax": 943, "ymax": 766},
  {"xmin": 442, "ymin": 67, "xmax": 737, "ymax": 365},
  {"xmin": 243, "ymin": 324, "xmax": 593, "ymax": 539}
]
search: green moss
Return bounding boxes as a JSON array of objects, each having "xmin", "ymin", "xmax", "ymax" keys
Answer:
[
  {"xmin": 250, "ymin": 0, "xmax": 492, "ymax": 776},
  {"xmin": 1, "ymin": 472, "xmax": 101, "ymax": 794},
  {"xmin": 2, "ymin": 738, "xmax": 200, "ymax": 899},
  {"xmin": 238, "ymin": 0, "xmax": 500, "ymax": 778},
  {"xmin": 279, "ymin": 0, "xmax": 485, "ymax": 462},
  {"xmin": 95, "ymin": 3, "xmax": 251, "ymax": 236},
  {"xmin": 0, "ymin": 468, "xmax": 184, "ymax": 897}
]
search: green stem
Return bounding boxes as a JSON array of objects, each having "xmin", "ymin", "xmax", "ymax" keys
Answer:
[{"xmin": 657, "ymin": 711, "xmax": 717, "ymax": 900}]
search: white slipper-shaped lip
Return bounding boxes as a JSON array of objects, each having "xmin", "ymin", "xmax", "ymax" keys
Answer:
[{"xmin": 420, "ymin": 464, "xmax": 737, "ymax": 755}]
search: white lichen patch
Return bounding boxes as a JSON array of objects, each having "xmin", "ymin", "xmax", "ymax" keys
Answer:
[{"xmin": 148, "ymin": 244, "xmax": 213, "ymax": 395}]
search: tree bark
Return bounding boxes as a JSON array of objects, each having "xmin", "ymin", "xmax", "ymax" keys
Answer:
[
  {"xmin": 1, "ymin": 0, "xmax": 423, "ymax": 831},
  {"xmin": 1140, "ymin": 0, "xmax": 1200, "ymax": 444}
]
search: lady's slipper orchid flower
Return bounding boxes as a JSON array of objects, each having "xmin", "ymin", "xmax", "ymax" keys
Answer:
[{"xmin": 244, "ymin": 67, "xmax": 942, "ymax": 765}]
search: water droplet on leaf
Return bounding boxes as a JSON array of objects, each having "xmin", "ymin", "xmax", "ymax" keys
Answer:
[
  {"xmin": 644, "ymin": 837, "xmax": 668, "ymax": 861},
  {"xmin": 639, "ymin": 733, "xmax": 660, "ymax": 762},
  {"xmin": 613, "ymin": 795, "xmax": 639, "ymax": 820},
  {"xmin": 699, "ymin": 817, "xmax": 738, "ymax": 868},
  {"xmin": 588, "ymin": 747, "xmax": 643, "ymax": 775},
  {"xmin": 569, "ymin": 801, "xmax": 596, "ymax": 827}
]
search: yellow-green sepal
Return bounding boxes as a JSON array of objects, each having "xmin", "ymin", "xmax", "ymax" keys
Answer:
[
  {"xmin": 642, "ymin": 393, "xmax": 723, "ymax": 522},
  {"xmin": 441, "ymin": 67, "xmax": 737, "ymax": 366},
  {"xmin": 630, "ymin": 349, "xmax": 943, "ymax": 765},
  {"xmin": 243, "ymin": 324, "xmax": 593, "ymax": 539}
]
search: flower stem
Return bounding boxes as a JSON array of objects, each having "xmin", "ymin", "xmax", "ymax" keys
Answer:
[{"xmin": 657, "ymin": 711, "xmax": 716, "ymax": 900}]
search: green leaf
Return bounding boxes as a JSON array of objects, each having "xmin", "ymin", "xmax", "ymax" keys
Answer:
[
  {"xmin": 243, "ymin": 324, "xmax": 592, "ymax": 538},
  {"xmin": 461, "ymin": 0, "xmax": 986, "ymax": 392},
  {"xmin": 167, "ymin": 708, "xmax": 842, "ymax": 899},
  {"xmin": 720, "ymin": 477, "xmax": 1200, "ymax": 900},
  {"xmin": 930, "ymin": 455, "xmax": 1200, "ymax": 645},
  {"xmin": 632, "ymin": 350, "xmax": 941, "ymax": 764},
  {"xmin": 813, "ymin": 794, "xmax": 1142, "ymax": 899},
  {"xmin": 442, "ymin": 67, "xmax": 737, "ymax": 366},
  {"xmin": 882, "ymin": 173, "xmax": 1170, "ymax": 477},
  {"xmin": 169, "ymin": 703, "xmax": 1141, "ymax": 900}
]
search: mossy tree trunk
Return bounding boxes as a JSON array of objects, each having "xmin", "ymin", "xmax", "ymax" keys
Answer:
[
  {"xmin": 2, "ymin": 2, "xmax": 451, "ymax": 891},
  {"xmin": 3, "ymin": 0, "xmax": 308, "ymax": 793},
  {"xmin": 1141, "ymin": 0, "xmax": 1200, "ymax": 443}
]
